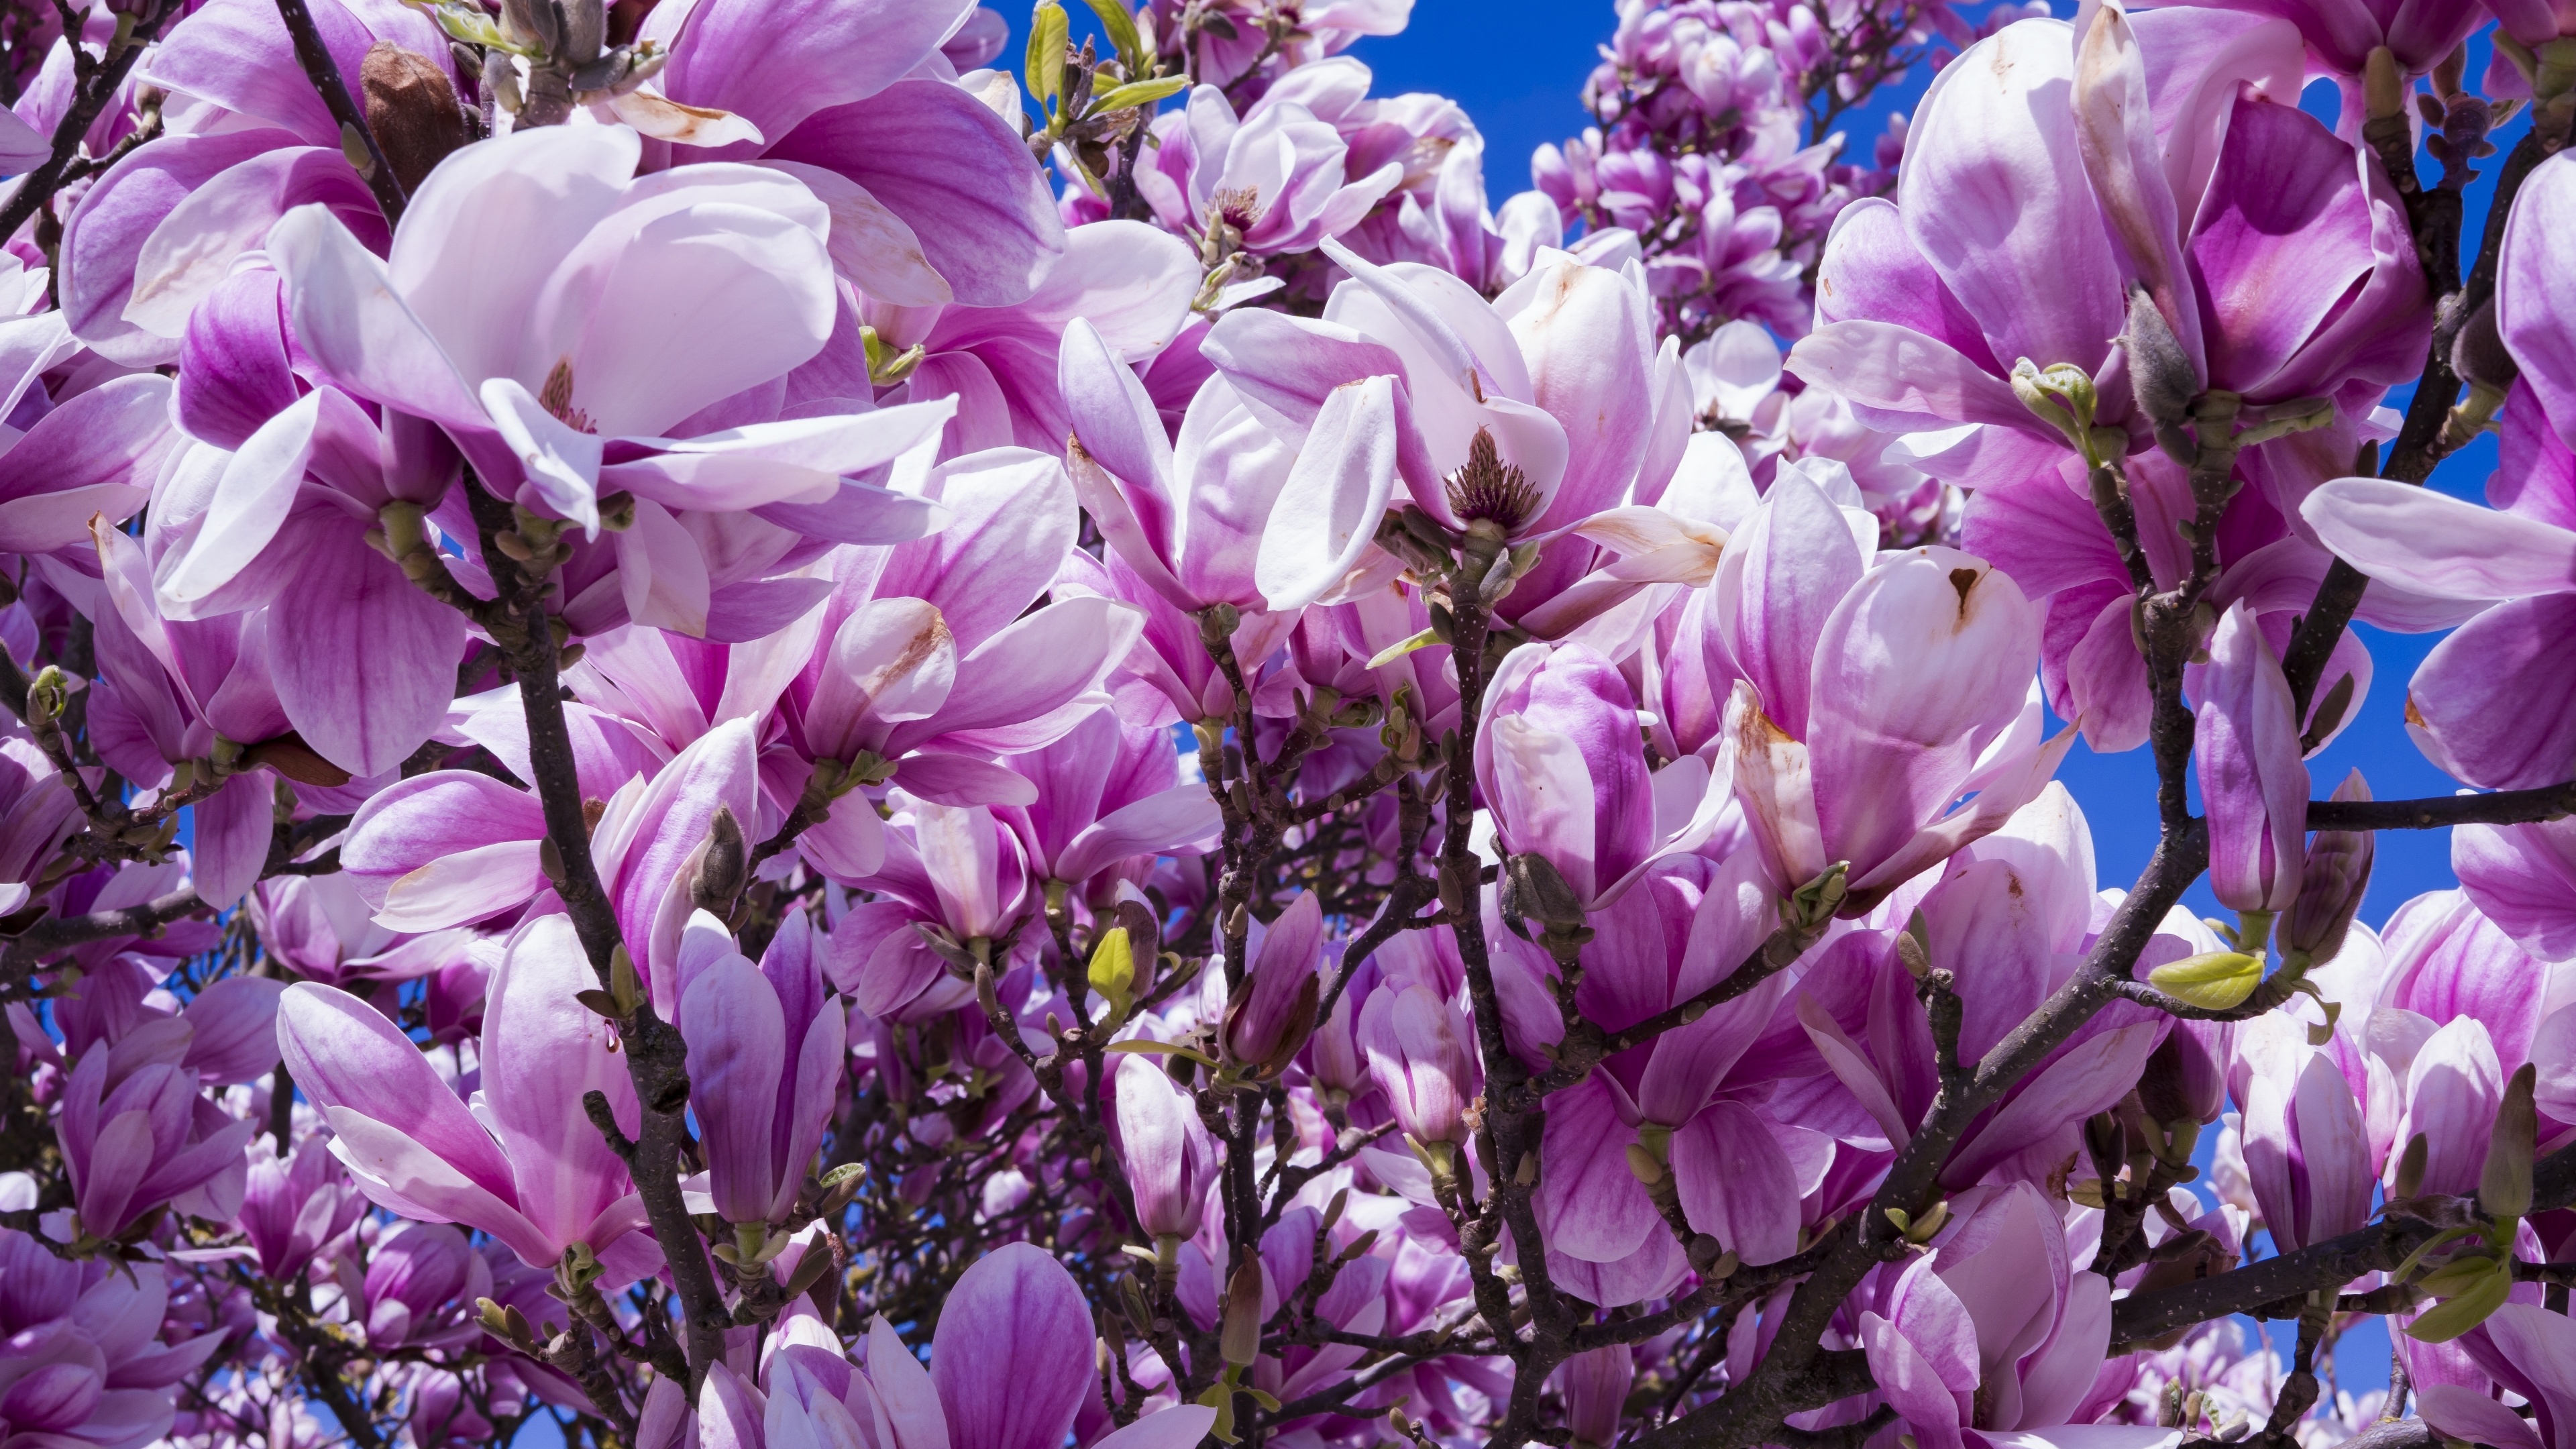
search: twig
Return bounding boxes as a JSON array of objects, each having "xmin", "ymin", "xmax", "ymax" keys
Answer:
[
  {"xmin": 0, "ymin": 888, "xmax": 203, "ymax": 969},
  {"xmin": 0, "ymin": 5, "xmax": 178, "ymax": 241},
  {"xmin": 2282, "ymin": 126, "xmax": 2553, "ymax": 715},
  {"xmin": 271, "ymin": 0, "xmax": 406, "ymax": 224},
  {"xmin": 2102, "ymin": 1141, "xmax": 2576, "ymax": 1351},
  {"xmin": 2308, "ymin": 781, "xmax": 2576, "ymax": 830}
]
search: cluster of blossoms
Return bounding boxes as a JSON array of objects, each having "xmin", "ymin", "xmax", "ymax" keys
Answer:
[{"xmin": 0, "ymin": 0, "xmax": 2573, "ymax": 1448}]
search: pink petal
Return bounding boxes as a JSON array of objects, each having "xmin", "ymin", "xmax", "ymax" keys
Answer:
[{"xmin": 929, "ymin": 1244, "xmax": 1095, "ymax": 1449}]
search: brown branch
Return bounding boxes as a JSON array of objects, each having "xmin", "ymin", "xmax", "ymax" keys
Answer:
[
  {"xmin": 0, "ymin": 5, "xmax": 177, "ymax": 241},
  {"xmin": 1, "ymin": 888, "xmax": 203, "ymax": 970},
  {"xmin": 2308, "ymin": 781, "xmax": 2576, "ymax": 831},
  {"xmin": 2112, "ymin": 1135, "xmax": 2576, "ymax": 1350},
  {"xmin": 2282, "ymin": 126, "xmax": 2552, "ymax": 715},
  {"xmin": 271, "ymin": 0, "xmax": 406, "ymax": 224},
  {"xmin": 450, "ymin": 478, "xmax": 734, "ymax": 1389}
]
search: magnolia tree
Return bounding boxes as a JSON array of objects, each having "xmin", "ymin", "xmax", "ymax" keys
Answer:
[{"xmin": 4, "ymin": 0, "xmax": 2576, "ymax": 1445}]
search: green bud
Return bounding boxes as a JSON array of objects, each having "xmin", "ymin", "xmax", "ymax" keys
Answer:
[
  {"xmin": 1786, "ymin": 861, "xmax": 1850, "ymax": 931},
  {"xmin": 2480, "ymin": 1062, "xmax": 2536, "ymax": 1220},
  {"xmin": 2010, "ymin": 357, "xmax": 2100, "ymax": 454},
  {"xmin": 2404, "ymin": 1255, "xmax": 2512, "ymax": 1343},
  {"xmin": 1087, "ymin": 926, "xmax": 1136, "ymax": 1024},
  {"xmin": 2145, "ymin": 950, "xmax": 2265, "ymax": 1011}
]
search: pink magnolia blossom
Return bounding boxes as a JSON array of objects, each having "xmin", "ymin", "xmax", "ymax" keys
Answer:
[{"xmin": 276, "ymin": 914, "xmax": 661, "ymax": 1283}]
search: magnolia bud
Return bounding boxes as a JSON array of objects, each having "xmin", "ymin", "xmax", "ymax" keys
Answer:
[
  {"xmin": 2123, "ymin": 285, "xmax": 2196, "ymax": 427},
  {"xmin": 2363, "ymin": 46, "xmax": 2404, "ymax": 121},
  {"xmin": 1220, "ymin": 1258, "xmax": 1264, "ymax": 1367},
  {"xmin": 2145, "ymin": 951, "xmax": 2263, "ymax": 1011},
  {"xmin": 2451, "ymin": 299, "xmax": 2518, "ymax": 395},
  {"xmin": 690, "ymin": 806, "xmax": 747, "ymax": 918},
  {"xmin": 2137, "ymin": 1020, "xmax": 2231, "ymax": 1126},
  {"xmin": 1222, "ymin": 890, "xmax": 1324, "ymax": 1080},
  {"xmin": 2480, "ymin": 1062, "xmax": 2536, "ymax": 1220},
  {"xmin": 1500, "ymin": 853, "xmax": 1588, "ymax": 939},
  {"xmin": 360, "ymin": 43, "xmax": 468, "ymax": 195},
  {"xmin": 2282, "ymin": 770, "xmax": 2372, "ymax": 967},
  {"xmin": 1087, "ymin": 926, "xmax": 1138, "ymax": 1024}
]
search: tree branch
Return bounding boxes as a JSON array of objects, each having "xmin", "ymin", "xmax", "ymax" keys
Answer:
[
  {"xmin": 2308, "ymin": 781, "xmax": 2576, "ymax": 831},
  {"xmin": 2111, "ymin": 1135, "xmax": 2576, "ymax": 1350},
  {"xmin": 2282, "ymin": 126, "xmax": 2551, "ymax": 715},
  {"xmin": 0, "ymin": 6, "xmax": 177, "ymax": 241},
  {"xmin": 453, "ymin": 480, "xmax": 735, "ymax": 1389},
  {"xmin": 1, "ymin": 888, "xmax": 203, "ymax": 971},
  {"xmin": 271, "ymin": 0, "xmax": 406, "ymax": 224}
]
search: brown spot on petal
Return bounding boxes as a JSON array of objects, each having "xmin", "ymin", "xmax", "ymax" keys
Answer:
[{"xmin": 1949, "ymin": 566, "xmax": 1980, "ymax": 612}]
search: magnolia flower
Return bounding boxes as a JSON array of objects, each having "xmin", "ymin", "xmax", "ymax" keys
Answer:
[
  {"xmin": 58, "ymin": 0, "xmax": 452, "ymax": 364},
  {"xmin": 341, "ymin": 716, "xmax": 761, "ymax": 1006},
  {"xmin": 2229, "ymin": 1012, "xmax": 2378, "ymax": 1252},
  {"xmin": 1222, "ymin": 889, "xmax": 1326, "ymax": 1077},
  {"xmin": 56, "ymin": 1019, "xmax": 260, "ymax": 1241},
  {"xmin": 1718, "ymin": 472, "xmax": 2063, "ymax": 911},
  {"xmin": 1135, "ymin": 82, "xmax": 1404, "ymax": 257},
  {"xmin": 641, "ymin": 0, "xmax": 1067, "ymax": 307},
  {"xmin": 1200, "ymin": 238, "xmax": 1658, "ymax": 604},
  {"xmin": 1857, "ymin": 1183, "xmax": 2142, "ymax": 1449},
  {"xmin": 277, "ymin": 914, "xmax": 661, "ymax": 1283},
  {"xmin": 1493, "ymin": 852, "xmax": 1801, "ymax": 1305},
  {"xmin": 670, "ymin": 1242, "xmax": 1216, "ymax": 1449},
  {"xmin": 266, "ymin": 123, "xmax": 949, "ymax": 545},
  {"xmin": 1477, "ymin": 641, "xmax": 1725, "ymax": 914},
  {"xmin": 1359, "ymin": 980, "xmax": 1477, "ymax": 1149},
  {"xmin": 994, "ymin": 700, "xmax": 1220, "ymax": 904},
  {"xmin": 0, "ymin": 1234, "xmax": 225, "ymax": 1449},
  {"xmin": 236, "ymin": 1136, "xmax": 368, "ymax": 1281},
  {"xmin": 1790, "ymin": 8, "xmax": 2422, "ymax": 493}
]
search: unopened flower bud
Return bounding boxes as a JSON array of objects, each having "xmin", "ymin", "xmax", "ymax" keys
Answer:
[
  {"xmin": 689, "ymin": 805, "xmax": 747, "ymax": 918},
  {"xmin": 2282, "ymin": 769, "xmax": 2372, "ymax": 968},
  {"xmin": 2451, "ymin": 299, "xmax": 2518, "ymax": 395},
  {"xmin": 2123, "ymin": 285, "xmax": 2196, "ymax": 428},
  {"xmin": 1220, "ymin": 1258, "xmax": 1264, "ymax": 1366},
  {"xmin": 2146, "ymin": 950, "xmax": 2264, "ymax": 1011},
  {"xmin": 2137, "ymin": 1019, "xmax": 2231, "ymax": 1126},
  {"xmin": 2480, "ymin": 1061, "xmax": 2536, "ymax": 1220},
  {"xmin": 1500, "ymin": 853, "xmax": 1588, "ymax": 941},
  {"xmin": 361, "ymin": 42, "xmax": 468, "ymax": 195},
  {"xmin": 1222, "ymin": 890, "xmax": 1323, "ymax": 1080},
  {"xmin": 1087, "ymin": 926, "xmax": 1138, "ymax": 1025},
  {"xmin": 2363, "ymin": 46, "xmax": 2404, "ymax": 121}
]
